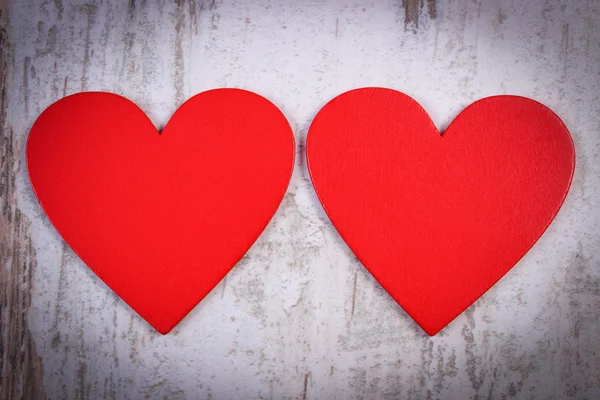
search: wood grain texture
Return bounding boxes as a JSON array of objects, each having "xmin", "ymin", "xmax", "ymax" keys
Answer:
[
  {"xmin": 2, "ymin": 0, "xmax": 600, "ymax": 399},
  {"xmin": 0, "ymin": 3, "xmax": 46, "ymax": 399}
]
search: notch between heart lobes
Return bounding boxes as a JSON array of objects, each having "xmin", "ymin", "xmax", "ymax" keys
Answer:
[{"xmin": 306, "ymin": 88, "xmax": 575, "ymax": 335}]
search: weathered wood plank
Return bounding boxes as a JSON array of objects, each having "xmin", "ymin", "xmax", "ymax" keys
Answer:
[
  {"xmin": 0, "ymin": 2, "xmax": 46, "ymax": 399},
  {"xmin": 2, "ymin": 0, "xmax": 600, "ymax": 399}
]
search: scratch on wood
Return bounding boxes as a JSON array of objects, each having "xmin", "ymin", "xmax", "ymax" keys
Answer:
[
  {"xmin": 335, "ymin": 17, "xmax": 339, "ymax": 38},
  {"xmin": 220, "ymin": 275, "xmax": 227, "ymax": 299},
  {"xmin": 22, "ymin": 56, "xmax": 29, "ymax": 116},
  {"xmin": 62, "ymin": 75, "xmax": 69, "ymax": 97},
  {"xmin": 78, "ymin": 4, "xmax": 97, "ymax": 91},
  {"xmin": 50, "ymin": 242, "xmax": 70, "ymax": 349},
  {"xmin": 297, "ymin": 129, "xmax": 305, "ymax": 169},
  {"xmin": 173, "ymin": 5, "xmax": 185, "ymax": 106},
  {"xmin": 347, "ymin": 270, "xmax": 357, "ymax": 325},
  {"xmin": 301, "ymin": 371, "xmax": 311, "ymax": 400},
  {"xmin": 189, "ymin": 0, "xmax": 199, "ymax": 35},
  {"xmin": 562, "ymin": 23, "xmax": 569, "ymax": 80},
  {"xmin": 0, "ymin": 7, "xmax": 47, "ymax": 398}
]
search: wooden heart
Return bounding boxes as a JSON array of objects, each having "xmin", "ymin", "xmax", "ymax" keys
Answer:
[
  {"xmin": 27, "ymin": 89, "xmax": 295, "ymax": 334},
  {"xmin": 307, "ymin": 88, "xmax": 574, "ymax": 335}
]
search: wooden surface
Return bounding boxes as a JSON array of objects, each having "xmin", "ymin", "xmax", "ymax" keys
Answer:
[{"xmin": 1, "ymin": 0, "xmax": 599, "ymax": 399}]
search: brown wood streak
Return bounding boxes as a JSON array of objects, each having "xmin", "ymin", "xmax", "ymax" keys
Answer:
[
  {"xmin": 403, "ymin": 0, "xmax": 437, "ymax": 29},
  {"xmin": 0, "ymin": 2, "xmax": 46, "ymax": 399}
]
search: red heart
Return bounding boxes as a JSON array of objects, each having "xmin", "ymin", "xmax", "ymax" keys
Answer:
[
  {"xmin": 307, "ymin": 88, "xmax": 574, "ymax": 335},
  {"xmin": 27, "ymin": 89, "xmax": 294, "ymax": 334}
]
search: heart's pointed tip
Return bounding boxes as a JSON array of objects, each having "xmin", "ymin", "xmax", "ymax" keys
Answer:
[
  {"xmin": 151, "ymin": 321, "xmax": 178, "ymax": 335},
  {"xmin": 423, "ymin": 326, "xmax": 442, "ymax": 337},
  {"xmin": 416, "ymin": 320, "xmax": 445, "ymax": 336}
]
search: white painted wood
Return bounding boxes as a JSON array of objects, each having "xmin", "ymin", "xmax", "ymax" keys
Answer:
[{"xmin": 3, "ymin": 0, "xmax": 600, "ymax": 398}]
